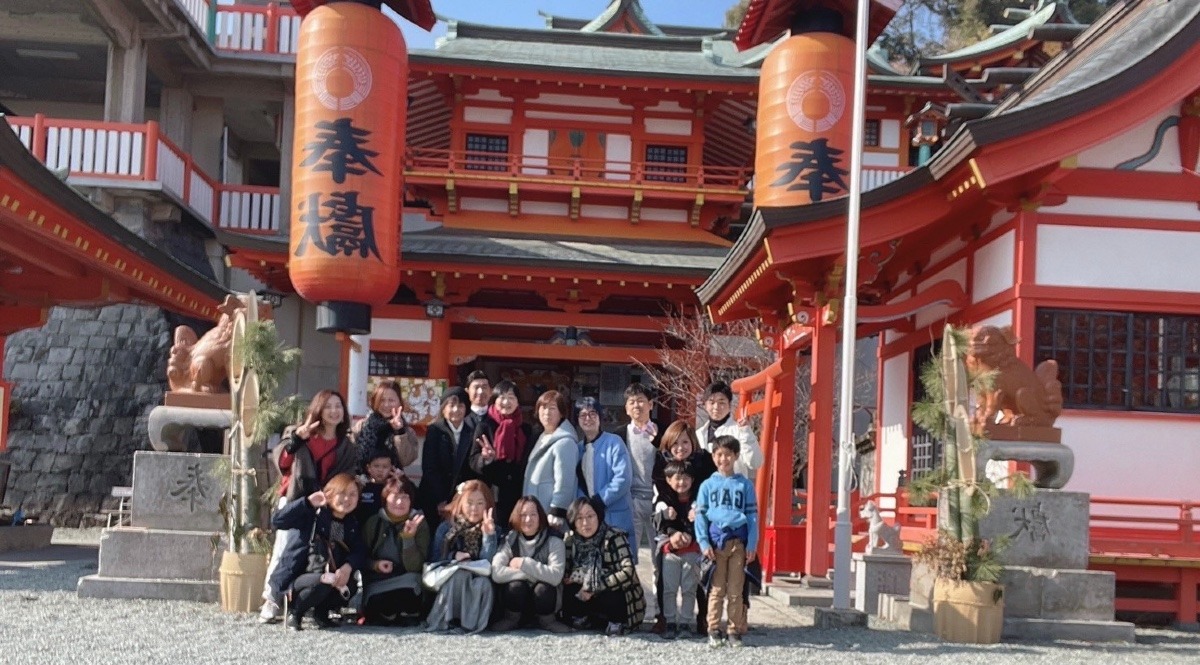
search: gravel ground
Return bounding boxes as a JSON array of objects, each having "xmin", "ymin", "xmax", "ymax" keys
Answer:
[{"xmin": 1, "ymin": 532, "xmax": 1197, "ymax": 664}]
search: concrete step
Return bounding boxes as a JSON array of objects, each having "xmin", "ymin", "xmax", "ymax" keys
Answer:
[
  {"xmin": 1002, "ymin": 617, "xmax": 1136, "ymax": 643},
  {"xmin": 96, "ymin": 527, "xmax": 221, "ymax": 581},
  {"xmin": 767, "ymin": 580, "xmax": 843, "ymax": 608},
  {"xmin": 877, "ymin": 594, "xmax": 933, "ymax": 633},
  {"xmin": 77, "ymin": 574, "xmax": 218, "ymax": 603},
  {"xmin": 1001, "ymin": 566, "xmax": 1116, "ymax": 621}
]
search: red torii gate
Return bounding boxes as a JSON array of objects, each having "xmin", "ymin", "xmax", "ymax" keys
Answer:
[{"xmin": 733, "ymin": 283, "xmax": 966, "ymax": 582}]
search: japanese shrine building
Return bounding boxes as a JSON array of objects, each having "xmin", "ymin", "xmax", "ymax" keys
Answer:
[
  {"xmin": 699, "ymin": 0, "xmax": 1200, "ymax": 617},
  {"xmin": 3, "ymin": 0, "xmax": 958, "ymax": 430}
]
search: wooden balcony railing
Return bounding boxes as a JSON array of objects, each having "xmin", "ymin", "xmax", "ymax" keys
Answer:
[
  {"xmin": 405, "ymin": 147, "xmax": 754, "ymax": 194},
  {"xmin": 174, "ymin": 1, "xmax": 301, "ymax": 56},
  {"xmin": 7, "ymin": 115, "xmax": 279, "ymax": 234}
]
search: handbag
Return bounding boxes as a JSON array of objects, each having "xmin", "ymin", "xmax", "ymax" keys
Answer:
[
  {"xmin": 422, "ymin": 561, "xmax": 459, "ymax": 591},
  {"xmin": 421, "ymin": 558, "xmax": 492, "ymax": 592}
]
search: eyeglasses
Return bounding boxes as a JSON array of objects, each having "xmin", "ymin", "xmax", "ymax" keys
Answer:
[{"xmin": 578, "ymin": 412, "xmax": 599, "ymax": 419}]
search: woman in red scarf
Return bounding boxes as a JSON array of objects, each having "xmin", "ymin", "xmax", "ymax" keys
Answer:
[{"xmin": 468, "ymin": 379, "xmax": 532, "ymax": 530}]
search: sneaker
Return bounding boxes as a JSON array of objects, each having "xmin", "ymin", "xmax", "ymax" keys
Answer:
[
  {"xmin": 728, "ymin": 633, "xmax": 744, "ymax": 648},
  {"xmin": 285, "ymin": 613, "xmax": 303, "ymax": 632},
  {"xmin": 663, "ymin": 622, "xmax": 678, "ymax": 640},
  {"xmin": 650, "ymin": 615, "xmax": 667, "ymax": 634},
  {"xmin": 605, "ymin": 622, "xmax": 626, "ymax": 637},
  {"xmin": 570, "ymin": 616, "xmax": 591, "ymax": 631},
  {"xmin": 258, "ymin": 599, "xmax": 282, "ymax": 624},
  {"xmin": 708, "ymin": 631, "xmax": 725, "ymax": 648}
]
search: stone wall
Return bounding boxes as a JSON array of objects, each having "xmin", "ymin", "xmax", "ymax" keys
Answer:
[
  {"xmin": 1, "ymin": 198, "xmax": 221, "ymax": 526},
  {"xmin": 2, "ymin": 305, "xmax": 176, "ymax": 525}
]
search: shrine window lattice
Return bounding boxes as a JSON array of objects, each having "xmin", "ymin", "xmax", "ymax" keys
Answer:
[
  {"xmin": 644, "ymin": 144, "xmax": 687, "ymax": 183},
  {"xmin": 368, "ymin": 352, "xmax": 430, "ymax": 379},
  {"xmin": 1035, "ymin": 308, "xmax": 1200, "ymax": 414},
  {"xmin": 464, "ymin": 133, "xmax": 509, "ymax": 172},
  {"xmin": 864, "ymin": 119, "xmax": 881, "ymax": 147}
]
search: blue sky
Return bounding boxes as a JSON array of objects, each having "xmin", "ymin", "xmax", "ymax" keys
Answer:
[{"xmin": 391, "ymin": 0, "xmax": 740, "ymax": 50}]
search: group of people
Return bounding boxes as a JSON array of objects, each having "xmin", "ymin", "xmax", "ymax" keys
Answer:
[{"xmin": 258, "ymin": 371, "xmax": 761, "ymax": 648}]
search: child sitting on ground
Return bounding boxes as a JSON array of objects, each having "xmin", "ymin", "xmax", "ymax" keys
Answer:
[
  {"xmin": 652, "ymin": 460, "xmax": 702, "ymax": 640},
  {"xmin": 695, "ymin": 435, "xmax": 758, "ymax": 649}
]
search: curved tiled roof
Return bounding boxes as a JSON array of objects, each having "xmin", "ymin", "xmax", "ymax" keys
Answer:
[
  {"xmin": 698, "ymin": 0, "xmax": 1200, "ymax": 306},
  {"xmin": 917, "ymin": 1, "xmax": 1070, "ymax": 68}
]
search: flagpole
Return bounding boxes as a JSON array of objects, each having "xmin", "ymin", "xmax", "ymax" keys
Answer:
[{"xmin": 832, "ymin": 0, "xmax": 873, "ymax": 610}]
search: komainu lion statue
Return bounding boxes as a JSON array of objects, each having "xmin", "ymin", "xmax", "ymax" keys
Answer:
[
  {"xmin": 965, "ymin": 325, "xmax": 1063, "ymax": 432},
  {"xmin": 859, "ymin": 501, "xmax": 902, "ymax": 555},
  {"xmin": 167, "ymin": 294, "xmax": 272, "ymax": 393}
]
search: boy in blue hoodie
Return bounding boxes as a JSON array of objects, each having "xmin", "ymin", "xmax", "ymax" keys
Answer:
[{"xmin": 694, "ymin": 435, "xmax": 757, "ymax": 649}]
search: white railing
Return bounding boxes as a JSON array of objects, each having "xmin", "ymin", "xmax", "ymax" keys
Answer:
[
  {"xmin": 45, "ymin": 124, "xmax": 146, "ymax": 179},
  {"xmin": 6, "ymin": 115, "xmax": 280, "ymax": 234},
  {"xmin": 157, "ymin": 140, "xmax": 187, "ymax": 198},
  {"xmin": 210, "ymin": 3, "xmax": 300, "ymax": 56},
  {"xmin": 220, "ymin": 188, "xmax": 281, "ymax": 233},
  {"xmin": 863, "ymin": 167, "xmax": 908, "ymax": 191},
  {"xmin": 10, "ymin": 123, "xmax": 33, "ymax": 150},
  {"xmin": 178, "ymin": 0, "xmax": 210, "ymax": 35},
  {"xmin": 215, "ymin": 9, "xmax": 267, "ymax": 52},
  {"xmin": 277, "ymin": 14, "xmax": 302, "ymax": 55},
  {"xmin": 189, "ymin": 171, "xmax": 216, "ymax": 222}
]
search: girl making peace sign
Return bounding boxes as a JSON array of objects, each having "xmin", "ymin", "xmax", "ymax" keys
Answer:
[{"xmin": 426, "ymin": 479, "xmax": 498, "ymax": 633}]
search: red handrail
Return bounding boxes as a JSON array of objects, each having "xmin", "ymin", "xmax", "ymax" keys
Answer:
[{"xmin": 405, "ymin": 146, "xmax": 752, "ymax": 191}]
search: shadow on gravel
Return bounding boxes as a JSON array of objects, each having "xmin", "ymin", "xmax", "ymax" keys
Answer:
[{"xmin": 0, "ymin": 545, "xmax": 98, "ymax": 594}]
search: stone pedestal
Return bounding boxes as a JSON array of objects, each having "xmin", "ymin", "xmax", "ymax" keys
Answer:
[
  {"xmin": 0, "ymin": 524, "xmax": 54, "ymax": 552},
  {"xmin": 813, "ymin": 607, "xmax": 868, "ymax": 629},
  {"xmin": 78, "ymin": 451, "xmax": 224, "ymax": 602},
  {"xmin": 854, "ymin": 553, "xmax": 911, "ymax": 615},
  {"xmin": 932, "ymin": 489, "xmax": 1134, "ymax": 642}
]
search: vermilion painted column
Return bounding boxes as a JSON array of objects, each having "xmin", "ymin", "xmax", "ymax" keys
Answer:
[
  {"xmin": 772, "ymin": 352, "xmax": 797, "ymax": 534},
  {"xmin": 805, "ymin": 315, "xmax": 837, "ymax": 578},
  {"xmin": 428, "ymin": 318, "xmax": 451, "ymax": 381}
]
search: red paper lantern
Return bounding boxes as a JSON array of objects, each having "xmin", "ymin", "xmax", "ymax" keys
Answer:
[
  {"xmin": 290, "ymin": 2, "xmax": 405, "ymax": 334},
  {"xmin": 755, "ymin": 26, "xmax": 855, "ymax": 208}
]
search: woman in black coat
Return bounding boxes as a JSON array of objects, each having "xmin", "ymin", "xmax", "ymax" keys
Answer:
[
  {"xmin": 417, "ymin": 386, "xmax": 475, "ymax": 535},
  {"xmin": 651, "ymin": 420, "xmax": 717, "ymax": 500},
  {"xmin": 269, "ymin": 472, "xmax": 368, "ymax": 631},
  {"xmin": 468, "ymin": 379, "xmax": 532, "ymax": 529}
]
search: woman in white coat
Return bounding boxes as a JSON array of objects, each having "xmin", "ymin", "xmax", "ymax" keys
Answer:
[{"xmin": 523, "ymin": 390, "xmax": 580, "ymax": 532}]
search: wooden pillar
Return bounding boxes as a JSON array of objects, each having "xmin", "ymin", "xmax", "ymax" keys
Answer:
[
  {"xmin": 346, "ymin": 334, "xmax": 370, "ymax": 420},
  {"xmin": 104, "ymin": 38, "xmax": 147, "ymax": 123},
  {"xmin": 429, "ymin": 318, "xmax": 451, "ymax": 381},
  {"xmin": 772, "ymin": 352, "xmax": 797, "ymax": 530},
  {"xmin": 805, "ymin": 315, "xmax": 837, "ymax": 578}
]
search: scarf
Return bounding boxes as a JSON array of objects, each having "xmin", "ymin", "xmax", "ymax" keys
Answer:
[
  {"xmin": 706, "ymin": 414, "xmax": 729, "ymax": 443},
  {"xmin": 504, "ymin": 528, "xmax": 549, "ymax": 561},
  {"xmin": 569, "ymin": 525, "xmax": 609, "ymax": 592},
  {"xmin": 443, "ymin": 515, "xmax": 485, "ymax": 560},
  {"xmin": 488, "ymin": 404, "xmax": 527, "ymax": 462},
  {"xmin": 632, "ymin": 420, "xmax": 658, "ymax": 439}
]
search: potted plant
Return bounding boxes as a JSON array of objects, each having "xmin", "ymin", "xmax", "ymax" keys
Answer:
[
  {"xmin": 216, "ymin": 293, "xmax": 304, "ymax": 613},
  {"xmin": 909, "ymin": 325, "xmax": 1031, "ymax": 644}
]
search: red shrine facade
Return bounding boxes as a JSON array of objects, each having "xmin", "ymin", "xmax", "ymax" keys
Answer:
[{"xmin": 702, "ymin": 0, "xmax": 1200, "ymax": 623}]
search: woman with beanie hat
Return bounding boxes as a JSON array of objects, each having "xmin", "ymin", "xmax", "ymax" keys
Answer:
[{"xmin": 418, "ymin": 385, "xmax": 474, "ymax": 535}]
